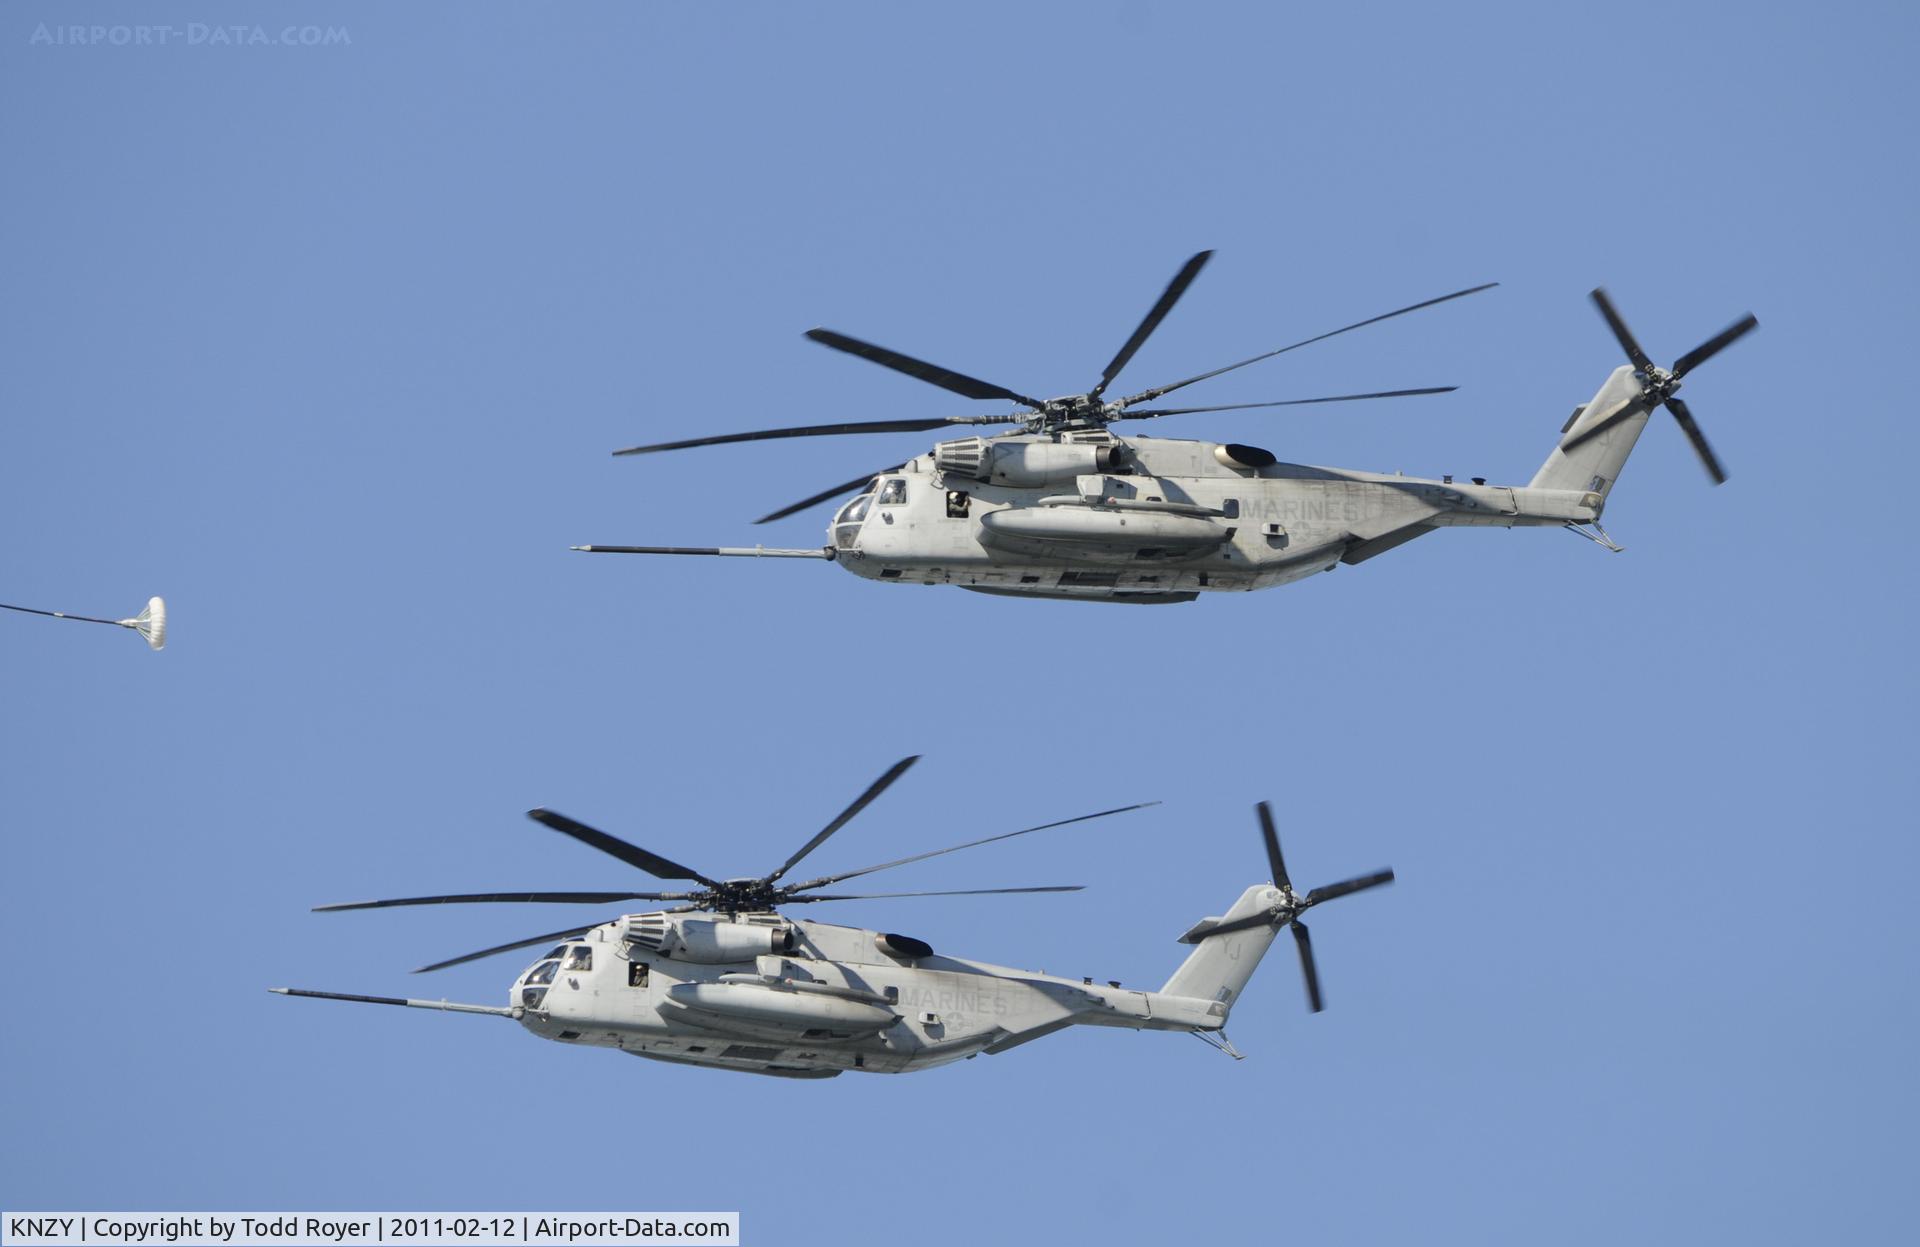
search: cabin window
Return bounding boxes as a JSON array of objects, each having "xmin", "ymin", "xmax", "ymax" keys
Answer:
[
  {"xmin": 877, "ymin": 478, "xmax": 907, "ymax": 506},
  {"xmin": 1221, "ymin": 499, "xmax": 1240, "ymax": 519},
  {"xmin": 628, "ymin": 962, "xmax": 650, "ymax": 988},
  {"xmin": 563, "ymin": 946, "xmax": 592, "ymax": 972},
  {"xmin": 946, "ymin": 490, "xmax": 970, "ymax": 518}
]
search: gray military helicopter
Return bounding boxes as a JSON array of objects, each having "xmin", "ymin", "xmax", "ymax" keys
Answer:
[
  {"xmin": 275, "ymin": 757, "xmax": 1393, "ymax": 1078},
  {"xmin": 577, "ymin": 254, "xmax": 1756, "ymax": 602}
]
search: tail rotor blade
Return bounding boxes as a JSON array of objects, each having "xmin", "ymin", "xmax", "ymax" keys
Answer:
[
  {"xmin": 1672, "ymin": 313, "xmax": 1759, "ymax": 378},
  {"xmin": 1306, "ymin": 869, "xmax": 1396, "ymax": 906},
  {"xmin": 1093, "ymin": 250, "xmax": 1213, "ymax": 397},
  {"xmin": 1664, "ymin": 397, "xmax": 1728, "ymax": 485},
  {"xmin": 1292, "ymin": 920, "xmax": 1324, "ymax": 1012},
  {"xmin": 1256, "ymin": 801, "xmax": 1291, "ymax": 891},
  {"xmin": 1590, "ymin": 287, "xmax": 1654, "ymax": 372},
  {"xmin": 1561, "ymin": 391, "xmax": 1651, "ymax": 452}
]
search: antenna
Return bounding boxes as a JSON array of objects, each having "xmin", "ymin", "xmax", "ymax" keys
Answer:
[{"xmin": 0, "ymin": 595, "xmax": 167, "ymax": 650}]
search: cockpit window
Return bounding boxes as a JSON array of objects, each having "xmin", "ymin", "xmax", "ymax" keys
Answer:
[
  {"xmin": 563, "ymin": 946, "xmax": 592, "ymax": 972},
  {"xmin": 876, "ymin": 478, "xmax": 907, "ymax": 506},
  {"xmin": 543, "ymin": 945, "xmax": 569, "ymax": 960},
  {"xmin": 836, "ymin": 494, "xmax": 872, "ymax": 526},
  {"xmin": 525, "ymin": 959, "xmax": 560, "ymax": 986}
]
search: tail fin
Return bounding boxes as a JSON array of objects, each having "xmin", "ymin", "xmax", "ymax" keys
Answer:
[
  {"xmin": 1161, "ymin": 884, "xmax": 1282, "ymax": 1013},
  {"xmin": 1529, "ymin": 365, "xmax": 1654, "ymax": 504}
]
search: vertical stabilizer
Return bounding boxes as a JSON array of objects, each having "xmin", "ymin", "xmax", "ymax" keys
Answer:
[
  {"xmin": 1161, "ymin": 884, "xmax": 1283, "ymax": 1013},
  {"xmin": 1529, "ymin": 365, "xmax": 1654, "ymax": 502}
]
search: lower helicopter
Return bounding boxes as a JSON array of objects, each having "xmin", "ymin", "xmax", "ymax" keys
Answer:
[
  {"xmin": 275, "ymin": 757, "xmax": 1394, "ymax": 1078},
  {"xmin": 578, "ymin": 253, "xmax": 1757, "ymax": 603}
]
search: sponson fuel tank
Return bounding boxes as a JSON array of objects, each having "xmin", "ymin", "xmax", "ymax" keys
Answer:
[
  {"xmin": 661, "ymin": 982, "xmax": 897, "ymax": 1035},
  {"xmin": 979, "ymin": 505, "xmax": 1229, "ymax": 553}
]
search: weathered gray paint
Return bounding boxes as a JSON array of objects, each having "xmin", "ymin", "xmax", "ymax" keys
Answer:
[
  {"xmin": 480, "ymin": 892, "xmax": 1279, "ymax": 1078},
  {"xmin": 584, "ymin": 367, "xmax": 1642, "ymax": 602}
]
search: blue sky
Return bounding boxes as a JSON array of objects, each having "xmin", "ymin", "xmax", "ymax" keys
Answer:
[{"xmin": 2, "ymin": 2, "xmax": 1915, "ymax": 1243}]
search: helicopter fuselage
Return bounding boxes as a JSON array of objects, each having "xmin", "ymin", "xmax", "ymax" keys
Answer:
[
  {"xmin": 822, "ymin": 430, "xmax": 1602, "ymax": 603},
  {"xmin": 511, "ymin": 908, "xmax": 1232, "ymax": 1079}
]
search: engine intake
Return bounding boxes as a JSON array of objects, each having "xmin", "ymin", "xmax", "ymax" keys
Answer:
[
  {"xmin": 624, "ymin": 913, "xmax": 795, "ymax": 964},
  {"xmin": 933, "ymin": 438, "xmax": 1121, "ymax": 487}
]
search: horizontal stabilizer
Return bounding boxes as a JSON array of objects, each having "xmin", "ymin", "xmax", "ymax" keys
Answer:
[{"xmin": 1341, "ymin": 523, "xmax": 1437, "ymax": 566}]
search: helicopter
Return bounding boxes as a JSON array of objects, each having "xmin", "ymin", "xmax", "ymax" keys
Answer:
[
  {"xmin": 576, "ymin": 253, "xmax": 1757, "ymax": 603},
  {"xmin": 274, "ymin": 757, "xmax": 1394, "ymax": 1078}
]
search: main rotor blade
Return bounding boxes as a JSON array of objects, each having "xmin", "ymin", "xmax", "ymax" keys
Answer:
[
  {"xmin": 768, "ymin": 755, "xmax": 921, "ymax": 882},
  {"xmin": 1292, "ymin": 920, "xmax": 1324, "ymax": 1012},
  {"xmin": 1119, "ymin": 282, "xmax": 1497, "ymax": 406},
  {"xmin": 1092, "ymin": 250, "xmax": 1213, "ymax": 398},
  {"xmin": 754, "ymin": 468, "xmax": 896, "ymax": 526},
  {"xmin": 1121, "ymin": 386, "xmax": 1457, "ymax": 419},
  {"xmin": 1590, "ymin": 287, "xmax": 1654, "ymax": 373},
  {"xmin": 1671, "ymin": 313, "xmax": 1759, "ymax": 378},
  {"xmin": 526, "ymin": 809, "xmax": 723, "ymax": 888},
  {"xmin": 1306, "ymin": 869, "xmax": 1396, "ymax": 906},
  {"xmin": 1560, "ymin": 391, "xmax": 1651, "ymax": 452},
  {"xmin": 315, "ymin": 891, "xmax": 686, "ymax": 913},
  {"xmin": 805, "ymin": 328, "xmax": 1047, "ymax": 409},
  {"xmin": 613, "ymin": 418, "xmax": 977, "ymax": 457},
  {"xmin": 1664, "ymin": 397, "xmax": 1728, "ymax": 485},
  {"xmin": 1256, "ymin": 801, "xmax": 1291, "ymax": 891},
  {"xmin": 412, "ymin": 924, "xmax": 600, "ymax": 974},
  {"xmin": 783, "ymin": 885, "xmax": 1085, "ymax": 902},
  {"xmin": 786, "ymin": 801, "xmax": 1160, "ymax": 892}
]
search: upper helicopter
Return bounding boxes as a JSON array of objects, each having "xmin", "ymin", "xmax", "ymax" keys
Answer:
[
  {"xmin": 274, "ymin": 757, "xmax": 1393, "ymax": 1078},
  {"xmin": 576, "ymin": 252, "xmax": 1757, "ymax": 603}
]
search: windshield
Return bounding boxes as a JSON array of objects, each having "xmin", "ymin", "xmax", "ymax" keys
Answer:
[{"xmin": 835, "ymin": 493, "xmax": 873, "ymax": 526}]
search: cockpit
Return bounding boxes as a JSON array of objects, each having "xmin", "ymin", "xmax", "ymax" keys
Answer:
[
  {"xmin": 832, "ymin": 484, "xmax": 875, "ymax": 549},
  {"xmin": 833, "ymin": 478, "xmax": 908, "ymax": 550},
  {"xmin": 518, "ymin": 942, "xmax": 592, "ymax": 1011}
]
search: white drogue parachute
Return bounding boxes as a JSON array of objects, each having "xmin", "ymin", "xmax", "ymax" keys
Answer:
[{"xmin": 0, "ymin": 594, "xmax": 167, "ymax": 650}]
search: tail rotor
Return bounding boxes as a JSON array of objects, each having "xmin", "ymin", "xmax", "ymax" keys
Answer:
[
  {"xmin": 1564, "ymin": 288, "xmax": 1758, "ymax": 485},
  {"xmin": 1185, "ymin": 801, "xmax": 1394, "ymax": 1013}
]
